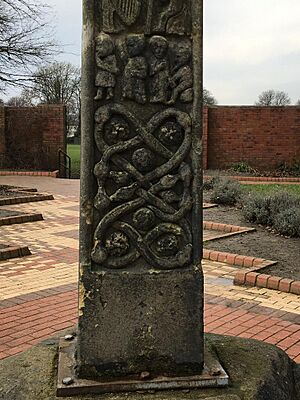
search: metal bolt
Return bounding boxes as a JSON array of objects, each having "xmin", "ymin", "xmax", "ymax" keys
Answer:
[
  {"xmin": 62, "ymin": 377, "xmax": 74, "ymax": 386},
  {"xmin": 64, "ymin": 334, "xmax": 74, "ymax": 341}
]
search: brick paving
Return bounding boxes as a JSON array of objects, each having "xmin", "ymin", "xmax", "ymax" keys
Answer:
[{"xmin": 0, "ymin": 176, "xmax": 299, "ymax": 364}]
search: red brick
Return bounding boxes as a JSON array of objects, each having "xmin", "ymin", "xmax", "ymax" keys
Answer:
[
  {"xmin": 278, "ymin": 279, "xmax": 294, "ymax": 293},
  {"xmin": 216, "ymin": 252, "xmax": 227, "ymax": 263},
  {"xmin": 234, "ymin": 270, "xmax": 248, "ymax": 285},
  {"xmin": 209, "ymin": 251, "xmax": 219, "ymax": 261},
  {"xmin": 243, "ymin": 257, "xmax": 255, "ymax": 268},
  {"xmin": 226, "ymin": 254, "xmax": 238, "ymax": 265},
  {"xmin": 293, "ymin": 355, "xmax": 300, "ymax": 363},
  {"xmin": 235, "ymin": 256, "xmax": 245, "ymax": 266},
  {"xmin": 267, "ymin": 276, "xmax": 282, "ymax": 290},
  {"xmin": 256, "ymin": 274, "xmax": 271, "ymax": 288},
  {"xmin": 245, "ymin": 272, "xmax": 259, "ymax": 287},
  {"xmin": 290, "ymin": 281, "xmax": 300, "ymax": 295}
]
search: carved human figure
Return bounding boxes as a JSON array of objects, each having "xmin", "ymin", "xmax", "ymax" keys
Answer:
[
  {"xmin": 102, "ymin": 0, "xmax": 142, "ymax": 33},
  {"xmin": 94, "ymin": 33, "xmax": 119, "ymax": 101},
  {"xmin": 168, "ymin": 40, "xmax": 193, "ymax": 104},
  {"xmin": 153, "ymin": 0, "xmax": 189, "ymax": 34},
  {"xmin": 149, "ymin": 36, "xmax": 170, "ymax": 104},
  {"xmin": 122, "ymin": 35, "xmax": 147, "ymax": 104}
]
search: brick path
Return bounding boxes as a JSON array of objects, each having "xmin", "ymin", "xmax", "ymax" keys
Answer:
[{"xmin": 0, "ymin": 176, "xmax": 299, "ymax": 363}]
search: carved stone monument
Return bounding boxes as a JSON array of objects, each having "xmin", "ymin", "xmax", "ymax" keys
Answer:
[{"xmin": 57, "ymin": 0, "xmax": 228, "ymax": 395}]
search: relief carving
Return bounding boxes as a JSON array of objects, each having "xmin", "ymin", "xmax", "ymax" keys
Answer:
[
  {"xmin": 94, "ymin": 34, "xmax": 193, "ymax": 105},
  {"xmin": 122, "ymin": 35, "xmax": 147, "ymax": 104},
  {"xmin": 102, "ymin": 0, "xmax": 142, "ymax": 33},
  {"xmin": 92, "ymin": 104, "xmax": 193, "ymax": 270},
  {"xmin": 168, "ymin": 39, "xmax": 193, "ymax": 104},
  {"xmin": 101, "ymin": 0, "xmax": 191, "ymax": 34},
  {"xmin": 149, "ymin": 36, "xmax": 170, "ymax": 104},
  {"xmin": 95, "ymin": 33, "xmax": 119, "ymax": 101},
  {"xmin": 153, "ymin": 0, "xmax": 190, "ymax": 34}
]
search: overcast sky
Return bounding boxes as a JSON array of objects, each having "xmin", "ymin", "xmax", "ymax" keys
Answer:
[{"xmin": 12, "ymin": 0, "xmax": 300, "ymax": 104}]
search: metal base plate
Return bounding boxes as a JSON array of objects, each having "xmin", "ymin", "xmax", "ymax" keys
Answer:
[{"xmin": 57, "ymin": 337, "xmax": 229, "ymax": 397}]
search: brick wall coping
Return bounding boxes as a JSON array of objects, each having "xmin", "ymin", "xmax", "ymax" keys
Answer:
[
  {"xmin": 0, "ymin": 170, "xmax": 59, "ymax": 178},
  {"xmin": 204, "ymin": 175, "xmax": 300, "ymax": 183}
]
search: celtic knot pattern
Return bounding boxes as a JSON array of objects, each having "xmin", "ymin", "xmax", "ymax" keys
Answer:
[{"xmin": 91, "ymin": 104, "xmax": 193, "ymax": 270}]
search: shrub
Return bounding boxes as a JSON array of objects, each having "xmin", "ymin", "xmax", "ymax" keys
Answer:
[
  {"xmin": 268, "ymin": 191, "xmax": 300, "ymax": 223},
  {"xmin": 276, "ymin": 161, "xmax": 300, "ymax": 177},
  {"xmin": 242, "ymin": 195, "xmax": 272, "ymax": 225},
  {"xmin": 203, "ymin": 176, "xmax": 220, "ymax": 191},
  {"xmin": 210, "ymin": 177, "xmax": 242, "ymax": 205},
  {"xmin": 273, "ymin": 207, "xmax": 300, "ymax": 237},
  {"xmin": 243, "ymin": 191, "xmax": 300, "ymax": 227},
  {"xmin": 231, "ymin": 161, "xmax": 257, "ymax": 175}
]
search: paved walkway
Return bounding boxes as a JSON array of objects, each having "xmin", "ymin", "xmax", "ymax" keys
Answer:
[{"xmin": 0, "ymin": 177, "xmax": 299, "ymax": 363}]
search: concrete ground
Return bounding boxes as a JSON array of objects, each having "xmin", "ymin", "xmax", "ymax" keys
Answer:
[{"xmin": 0, "ymin": 176, "xmax": 299, "ymax": 363}]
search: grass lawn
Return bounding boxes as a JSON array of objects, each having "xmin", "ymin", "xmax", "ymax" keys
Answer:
[
  {"xmin": 242, "ymin": 184, "xmax": 300, "ymax": 197},
  {"xmin": 67, "ymin": 144, "xmax": 81, "ymax": 178}
]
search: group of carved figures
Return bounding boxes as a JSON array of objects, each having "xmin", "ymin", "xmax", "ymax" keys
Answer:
[
  {"xmin": 91, "ymin": 105, "xmax": 193, "ymax": 270},
  {"xmin": 95, "ymin": 33, "xmax": 193, "ymax": 105}
]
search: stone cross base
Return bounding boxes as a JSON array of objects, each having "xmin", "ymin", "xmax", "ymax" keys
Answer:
[{"xmin": 77, "ymin": 267, "xmax": 203, "ymax": 379}]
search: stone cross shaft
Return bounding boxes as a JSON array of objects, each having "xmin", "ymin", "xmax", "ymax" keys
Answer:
[{"xmin": 78, "ymin": 0, "xmax": 203, "ymax": 380}]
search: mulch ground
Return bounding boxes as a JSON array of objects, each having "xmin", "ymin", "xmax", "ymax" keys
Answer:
[
  {"xmin": 0, "ymin": 185, "xmax": 32, "ymax": 199},
  {"xmin": 203, "ymin": 192, "xmax": 300, "ymax": 281},
  {"xmin": 0, "ymin": 209, "xmax": 23, "ymax": 218}
]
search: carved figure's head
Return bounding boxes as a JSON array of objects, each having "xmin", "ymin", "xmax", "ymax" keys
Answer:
[
  {"xmin": 95, "ymin": 33, "xmax": 114, "ymax": 57},
  {"xmin": 173, "ymin": 40, "xmax": 192, "ymax": 67},
  {"xmin": 126, "ymin": 34, "xmax": 145, "ymax": 57},
  {"xmin": 149, "ymin": 36, "xmax": 168, "ymax": 59}
]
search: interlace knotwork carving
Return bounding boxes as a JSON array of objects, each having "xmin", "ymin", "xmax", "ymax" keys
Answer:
[{"xmin": 92, "ymin": 104, "xmax": 193, "ymax": 270}]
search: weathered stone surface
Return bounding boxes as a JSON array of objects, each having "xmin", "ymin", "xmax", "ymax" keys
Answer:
[
  {"xmin": 79, "ymin": 0, "xmax": 204, "ymax": 379},
  {"xmin": 0, "ymin": 333, "xmax": 299, "ymax": 400},
  {"xmin": 78, "ymin": 267, "xmax": 203, "ymax": 378}
]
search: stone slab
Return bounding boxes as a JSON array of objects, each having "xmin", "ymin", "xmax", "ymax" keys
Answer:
[{"xmin": 77, "ymin": 267, "xmax": 204, "ymax": 378}]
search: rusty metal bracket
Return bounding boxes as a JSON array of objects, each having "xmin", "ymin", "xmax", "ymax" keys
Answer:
[{"xmin": 56, "ymin": 337, "xmax": 229, "ymax": 397}]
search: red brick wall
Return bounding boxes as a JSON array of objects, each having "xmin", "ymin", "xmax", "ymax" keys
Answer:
[
  {"xmin": 205, "ymin": 106, "xmax": 300, "ymax": 170},
  {"xmin": 3, "ymin": 105, "xmax": 66, "ymax": 171},
  {"xmin": 0, "ymin": 107, "xmax": 5, "ymax": 167}
]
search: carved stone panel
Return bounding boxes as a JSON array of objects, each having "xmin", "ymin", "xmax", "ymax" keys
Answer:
[
  {"xmin": 92, "ymin": 105, "xmax": 193, "ymax": 270},
  {"xmin": 94, "ymin": 35, "xmax": 193, "ymax": 106},
  {"xmin": 98, "ymin": 0, "xmax": 192, "ymax": 34}
]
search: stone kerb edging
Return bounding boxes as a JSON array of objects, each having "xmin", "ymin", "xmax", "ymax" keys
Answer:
[
  {"xmin": 203, "ymin": 249, "xmax": 300, "ymax": 295},
  {"xmin": 0, "ymin": 170, "xmax": 59, "ymax": 178},
  {"xmin": 0, "ymin": 245, "xmax": 31, "ymax": 261},
  {"xmin": 0, "ymin": 193, "xmax": 54, "ymax": 206},
  {"xmin": 0, "ymin": 213, "xmax": 43, "ymax": 227},
  {"xmin": 204, "ymin": 175, "xmax": 300, "ymax": 183}
]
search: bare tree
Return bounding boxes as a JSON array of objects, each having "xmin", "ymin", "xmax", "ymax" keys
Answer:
[
  {"xmin": 6, "ymin": 89, "xmax": 35, "ymax": 106},
  {"xmin": 29, "ymin": 62, "xmax": 81, "ymax": 135},
  {"xmin": 296, "ymin": 99, "xmax": 300, "ymax": 106},
  {"xmin": 0, "ymin": 0, "xmax": 58, "ymax": 92},
  {"xmin": 255, "ymin": 89, "xmax": 291, "ymax": 106},
  {"xmin": 203, "ymin": 87, "xmax": 217, "ymax": 106}
]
